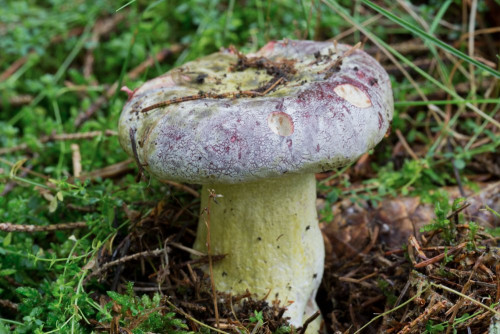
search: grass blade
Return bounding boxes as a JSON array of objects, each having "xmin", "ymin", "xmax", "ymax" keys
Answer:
[{"xmin": 361, "ymin": 0, "xmax": 500, "ymax": 78}]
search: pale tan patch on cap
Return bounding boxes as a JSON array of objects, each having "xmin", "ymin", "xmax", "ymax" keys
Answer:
[
  {"xmin": 334, "ymin": 84, "xmax": 372, "ymax": 108},
  {"xmin": 267, "ymin": 111, "xmax": 294, "ymax": 136}
]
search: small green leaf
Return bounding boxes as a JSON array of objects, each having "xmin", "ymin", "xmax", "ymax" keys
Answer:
[
  {"xmin": 16, "ymin": 286, "xmax": 40, "ymax": 299},
  {"xmin": 49, "ymin": 197, "xmax": 58, "ymax": 213},
  {"xmin": 452, "ymin": 198, "xmax": 466, "ymax": 211},
  {"xmin": 9, "ymin": 158, "xmax": 27, "ymax": 178},
  {"xmin": 453, "ymin": 159, "xmax": 466, "ymax": 170},
  {"xmin": 0, "ymin": 269, "xmax": 16, "ymax": 276},
  {"xmin": 3, "ymin": 232, "xmax": 12, "ymax": 247}
]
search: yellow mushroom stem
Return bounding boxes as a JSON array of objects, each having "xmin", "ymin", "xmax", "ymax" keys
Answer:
[{"xmin": 194, "ymin": 173, "xmax": 324, "ymax": 332}]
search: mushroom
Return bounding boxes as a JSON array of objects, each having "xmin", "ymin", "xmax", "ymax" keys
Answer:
[{"xmin": 118, "ymin": 40, "xmax": 393, "ymax": 332}]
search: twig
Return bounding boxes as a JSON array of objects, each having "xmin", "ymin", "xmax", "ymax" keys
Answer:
[
  {"xmin": 66, "ymin": 204, "xmax": 96, "ymax": 212},
  {"xmin": 395, "ymin": 129, "xmax": 419, "ymax": 160},
  {"xmin": 0, "ymin": 298, "xmax": 18, "ymax": 312},
  {"xmin": 360, "ymin": 295, "xmax": 385, "ymax": 308},
  {"xmin": 84, "ymin": 13, "xmax": 127, "ymax": 79},
  {"xmin": 444, "ymin": 281, "xmax": 472, "ymax": 334},
  {"xmin": 49, "ymin": 26, "xmax": 86, "ymax": 44},
  {"xmin": 180, "ymin": 254, "xmax": 226, "ymax": 267},
  {"xmin": 128, "ymin": 46, "xmax": 182, "ymax": 79},
  {"xmin": 74, "ymin": 94, "xmax": 112, "ymax": 128},
  {"xmin": 454, "ymin": 309, "xmax": 490, "ymax": 330},
  {"xmin": 78, "ymin": 159, "xmax": 134, "ymax": 181},
  {"xmin": 228, "ymin": 293, "xmax": 247, "ymax": 333},
  {"xmin": 467, "ymin": 0, "xmax": 478, "ymax": 101},
  {"xmin": 179, "ymin": 300, "xmax": 207, "ymax": 313},
  {"xmin": 361, "ymin": 223, "xmax": 379, "ymax": 254},
  {"xmin": 349, "ymin": 295, "xmax": 359, "ymax": 330},
  {"xmin": 0, "ymin": 52, "xmax": 33, "ymax": 82},
  {"xmin": 111, "ymin": 235, "xmax": 131, "ymax": 291},
  {"xmin": 298, "ymin": 311, "xmax": 321, "ymax": 334},
  {"xmin": 187, "ymin": 263, "xmax": 202, "ymax": 300},
  {"xmin": 0, "ymin": 221, "xmax": 87, "ymax": 232},
  {"xmin": 331, "ymin": 15, "xmax": 382, "ymax": 41},
  {"xmin": 47, "ymin": 130, "xmax": 117, "ymax": 141},
  {"xmin": 354, "ymin": 285, "xmax": 432, "ymax": 334},
  {"xmin": 0, "ymin": 94, "xmax": 34, "ymax": 108},
  {"xmin": 321, "ymin": 41, "xmax": 362, "ymax": 79},
  {"xmin": 394, "ymin": 279, "xmax": 411, "ymax": 308},
  {"xmin": 446, "ymin": 202, "xmax": 471, "ymax": 220},
  {"xmin": 397, "ymin": 301, "xmax": 446, "ymax": 334},
  {"xmin": 131, "ymin": 286, "xmax": 170, "ymax": 292},
  {"xmin": 163, "ymin": 297, "xmax": 230, "ymax": 334},
  {"xmin": 338, "ymin": 272, "xmax": 377, "ymax": 284},
  {"xmin": 414, "ymin": 242, "xmax": 467, "ymax": 268},
  {"xmin": 159, "ymin": 180, "xmax": 200, "ymax": 198},
  {"xmin": 84, "ymin": 248, "xmax": 166, "ymax": 283},
  {"xmin": 363, "ymin": 39, "xmax": 430, "ymax": 58},
  {"xmin": 140, "ymin": 77, "xmax": 284, "ymax": 114},
  {"xmin": 70, "ymin": 144, "xmax": 82, "ymax": 178},
  {"xmin": 408, "ymin": 235, "xmax": 429, "ymax": 261},
  {"xmin": 169, "ymin": 242, "xmax": 205, "ymax": 257},
  {"xmin": 137, "ymin": 44, "xmax": 292, "ymax": 114}
]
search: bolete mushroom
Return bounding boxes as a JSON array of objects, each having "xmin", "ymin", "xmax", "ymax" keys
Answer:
[{"xmin": 118, "ymin": 40, "xmax": 393, "ymax": 332}]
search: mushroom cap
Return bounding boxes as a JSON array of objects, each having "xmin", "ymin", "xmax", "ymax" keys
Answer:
[{"xmin": 118, "ymin": 40, "xmax": 393, "ymax": 184}]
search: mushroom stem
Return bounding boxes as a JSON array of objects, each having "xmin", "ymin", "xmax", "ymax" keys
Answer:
[{"xmin": 194, "ymin": 173, "xmax": 324, "ymax": 331}]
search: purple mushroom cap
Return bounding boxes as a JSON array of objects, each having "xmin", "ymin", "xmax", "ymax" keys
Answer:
[{"xmin": 118, "ymin": 40, "xmax": 393, "ymax": 184}]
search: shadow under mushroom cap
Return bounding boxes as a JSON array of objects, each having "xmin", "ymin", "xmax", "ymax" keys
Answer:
[{"xmin": 118, "ymin": 40, "xmax": 394, "ymax": 184}]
